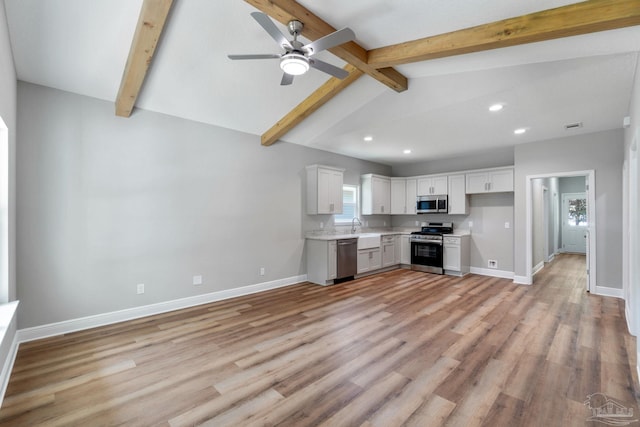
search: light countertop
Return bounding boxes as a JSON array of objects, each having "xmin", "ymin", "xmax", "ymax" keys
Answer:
[{"xmin": 305, "ymin": 230, "xmax": 415, "ymax": 241}]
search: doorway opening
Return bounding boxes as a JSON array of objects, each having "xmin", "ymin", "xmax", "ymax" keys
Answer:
[
  {"xmin": 525, "ymin": 170, "xmax": 595, "ymax": 292},
  {"xmin": 561, "ymin": 192, "xmax": 588, "ymax": 254}
]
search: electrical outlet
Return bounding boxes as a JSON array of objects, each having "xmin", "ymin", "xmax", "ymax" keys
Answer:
[
  {"xmin": 469, "ymin": 221, "xmax": 473, "ymax": 228},
  {"xmin": 415, "ymin": 221, "xmax": 419, "ymax": 226},
  {"xmin": 488, "ymin": 260, "xmax": 498, "ymax": 269},
  {"xmin": 193, "ymin": 275, "xmax": 203, "ymax": 286},
  {"xmin": 260, "ymin": 267, "xmax": 265, "ymax": 276},
  {"xmin": 320, "ymin": 222, "xmax": 324, "ymax": 229},
  {"xmin": 137, "ymin": 283, "xmax": 145, "ymax": 294},
  {"xmin": 504, "ymin": 222, "xmax": 510, "ymax": 229},
  {"xmin": 383, "ymin": 221, "xmax": 386, "ymax": 226}
]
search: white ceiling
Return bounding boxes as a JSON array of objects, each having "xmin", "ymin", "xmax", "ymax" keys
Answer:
[{"xmin": 5, "ymin": 0, "xmax": 640, "ymax": 166}]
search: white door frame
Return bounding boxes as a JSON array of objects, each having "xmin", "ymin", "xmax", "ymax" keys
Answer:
[
  {"xmin": 543, "ymin": 186, "xmax": 549, "ymax": 262},
  {"xmin": 525, "ymin": 170, "xmax": 596, "ymax": 291}
]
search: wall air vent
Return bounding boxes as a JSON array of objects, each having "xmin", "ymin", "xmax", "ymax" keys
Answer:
[{"xmin": 564, "ymin": 122, "xmax": 583, "ymax": 130}]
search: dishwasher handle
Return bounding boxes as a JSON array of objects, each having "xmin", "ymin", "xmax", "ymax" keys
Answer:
[{"xmin": 337, "ymin": 239, "xmax": 357, "ymax": 246}]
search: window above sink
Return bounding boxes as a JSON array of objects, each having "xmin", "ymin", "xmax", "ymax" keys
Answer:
[{"xmin": 334, "ymin": 184, "xmax": 360, "ymax": 224}]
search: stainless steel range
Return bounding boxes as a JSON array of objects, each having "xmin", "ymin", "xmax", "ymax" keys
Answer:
[{"xmin": 410, "ymin": 222, "xmax": 453, "ymax": 274}]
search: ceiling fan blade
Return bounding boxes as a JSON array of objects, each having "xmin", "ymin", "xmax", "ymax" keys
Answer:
[
  {"xmin": 309, "ymin": 59, "xmax": 349, "ymax": 79},
  {"xmin": 227, "ymin": 54, "xmax": 281, "ymax": 60},
  {"xmin": 303, "ymin": 28, "xmax": 355, "ymax": 56},
  {"xmin": 250, "ymin": 12, "xmax": 292, "ymax": 50},
  {"xmin": 281, "ymin": 73, "xmax": 294, "ymax": 86}
]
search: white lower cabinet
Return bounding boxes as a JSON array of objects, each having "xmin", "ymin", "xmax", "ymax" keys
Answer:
[
  {"xmin": 382, "ymin": 235, "xmax": 395, "ymax": 267},
  {"xmin": 443, "ymin": 235, "xmax": 470, "ymax": 276},
  {"xmin": 400, "ymin": 235, "xmax": 411, "ymax": 265},
  {"xmin": 357, "ymin": 248, "xmax": 381, "ymax": 274},
  {"xmin": 394, "ymin": 235, "xmax": 402, "ymax": 264},
  {"xmin": 306, "ymin": 239, "xmax": 337, "ymax": 285}
]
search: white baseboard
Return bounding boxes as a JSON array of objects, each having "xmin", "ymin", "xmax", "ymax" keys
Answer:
[
  {"xmin": 513, "ymin": 275, "xmax": 532, "ymax": 285},
  {"xmin": 532, "ymin": 261, "xmax": 544, "ymax": 276},
  {"xmin": 470, "ymin": 267, "xmax": 514, "ymax": 280},
  {"xmin": 592, "ymin": 285, "xmax": 624, "ymax": 299},
  {"xmin": 17, "ymin": 274, "xmax": 307, "ymax": 343}
]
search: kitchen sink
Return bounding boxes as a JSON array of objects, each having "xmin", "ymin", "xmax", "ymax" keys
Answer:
[{"xmin": 357, "ymin": 233, "xmax": 381, "ymax": 250}]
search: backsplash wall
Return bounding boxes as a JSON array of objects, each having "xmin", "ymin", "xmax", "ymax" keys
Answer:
[{"xmin": 391, "ymin": 192, "xmax": 514, "ymax": 273}]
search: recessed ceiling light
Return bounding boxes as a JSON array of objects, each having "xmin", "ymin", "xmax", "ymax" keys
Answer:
[
  {"xmin": 514, "ymin": 128, "xmax": 527, "ymax": 135},
  {"xmin": 363, "ymin": 136, "xmax": 373, "ymax": 142},
  {"xmin": 403, "ymin": 149, "xmax": 412, "ymax": 154},
  {"xmin": 489, "ymin": 104, "xmax": 504, "ymax": 112}
]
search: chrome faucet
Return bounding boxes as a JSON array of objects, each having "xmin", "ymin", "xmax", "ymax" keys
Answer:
[{"xmin": 351, "ymin": 217, "xmax": 362, "ymax": 234}]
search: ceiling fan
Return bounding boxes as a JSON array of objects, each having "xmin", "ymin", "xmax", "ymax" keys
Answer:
[{"xmin": 228, "ymin": 12, "xmax": 355, "ymax": 86}]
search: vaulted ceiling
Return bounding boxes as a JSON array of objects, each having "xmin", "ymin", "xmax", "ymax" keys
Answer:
[{"xmin": 5, "ymin": 0, "xmax": 640, "ymax": 166}]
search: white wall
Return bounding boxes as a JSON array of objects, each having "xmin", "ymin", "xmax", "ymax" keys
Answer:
[
  {"xmin": 622, "ymin": 51, "xmax": 640, "ymax": 372},
  {"xmin": 549, "ymin": 177, "xmax": 559, "ymax": 258},
  {"xmin": 15, "ymin": 82, "xmax": 391, "ymax": 329},
  {"xmin": 0, "ymin": 0, "xmax": 15, "ymax": 303},
  {"xmin": 531, "ymin": 178, "xmax": 546, "ymax": 269},
  {"xmin": 514, "ymin": 129, "xmax": 624, "ymax": 288},
  {"xmin": 0, "ymin": 0, "xmax": 17, "ymax": 400}
]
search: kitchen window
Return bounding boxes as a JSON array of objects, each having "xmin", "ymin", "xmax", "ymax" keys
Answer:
[{"xmin": 334, "ymin": 185, "xmax": 359, "ymax": 224}]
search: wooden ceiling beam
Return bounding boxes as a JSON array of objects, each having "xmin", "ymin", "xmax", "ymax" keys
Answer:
[
  {"xmin": 261, "ymin": 64, "xmax": 364, "ymax": 146},
  {"xmin": 243, "ymin": 0, "xmax": 408, "ymax": 93},
  {"xmin": 115, "ymin": 0, "xmax": 173, "ymax": 117},
  {"xmin": 367, "ymin": 0, "xmax": 640, "ymax": 68}
]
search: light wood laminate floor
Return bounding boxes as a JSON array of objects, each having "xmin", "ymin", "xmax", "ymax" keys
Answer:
[{"xmin": 1, "ymin": 254, "xmax": 638, "ymax": 426}]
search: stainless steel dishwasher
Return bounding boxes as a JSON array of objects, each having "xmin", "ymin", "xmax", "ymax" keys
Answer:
[{"xmin": 336, "ymin": 238, "xmax": 358, "ymax": 280}]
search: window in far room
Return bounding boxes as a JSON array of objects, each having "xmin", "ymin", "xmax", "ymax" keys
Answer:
[{"xmin": 334, "ymin": 185, "xmax": 359, "ymax": 224}]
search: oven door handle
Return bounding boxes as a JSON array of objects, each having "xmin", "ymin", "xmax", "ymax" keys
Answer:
[{"xmin": 411, "ymin": 240, "xmax": 443, "ymax": 246}]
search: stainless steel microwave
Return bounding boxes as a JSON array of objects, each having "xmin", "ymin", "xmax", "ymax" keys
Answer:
[{"xmin": 417, "ymin": 195, "xmax": 448, "ymax": 214}]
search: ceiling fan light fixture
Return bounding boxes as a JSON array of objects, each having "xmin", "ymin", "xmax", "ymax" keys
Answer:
[{"xmin": 280, "ymin": 53, "xmax": 309, "ymax": 76}]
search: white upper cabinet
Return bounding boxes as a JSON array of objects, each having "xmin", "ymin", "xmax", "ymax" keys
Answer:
[
  {"xmin": 406, "ymin": 178, "xmax": 417, "ymax": 214},
  {"xmin": 390, "ymin": 178, "xmax": 416, "ymax": 215},
  {"xmin": 306, "ymin": 165, "xmax": 344, "ymax": 214},
  {"xmin": 417, "ymin": 175, "xmax": 448, "ymax": 196},
  {"xmin": 390, "ymin": 178, "xmax": 406, "ymax": 215},
  {"xmin": 465, "ymin": 167, "xmax": 514, "ymax": 194},
  {"xmin": 448, "ymin": 174, "xmax": 469, "ymax": 215},
  {"xmin": 362, "ymin": 174, "xmax": 391, "ymax": 215}
]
